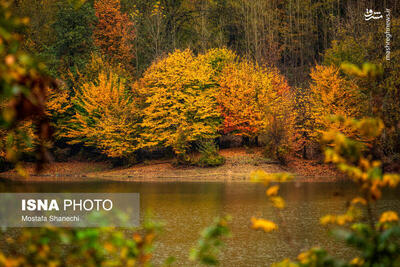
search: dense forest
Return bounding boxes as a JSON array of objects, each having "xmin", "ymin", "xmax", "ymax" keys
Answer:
[{"xmin": 2, "ymin": 0, "xmax": 400, "ymax": 169}]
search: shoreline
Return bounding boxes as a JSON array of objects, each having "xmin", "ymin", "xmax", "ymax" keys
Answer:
[
  {"xmin": 0, "ymin": 175, "xmax": 348, "ymax": 184},
  {"xmin": 0, "ymin": 148, "xmax": 345, "ymax": 183}
]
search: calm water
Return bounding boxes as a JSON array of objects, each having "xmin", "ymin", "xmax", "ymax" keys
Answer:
[{"xmin": 0, "ymin": 179, "xmax": 399, "ymax": 266}]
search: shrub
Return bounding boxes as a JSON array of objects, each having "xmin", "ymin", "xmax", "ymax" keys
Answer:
[
  {"xmin": 0, "ymin": 216, "xmax": 163, "ymax": 267},
  {"xmin": 195, "ymin": 139, "xmax": 225, "ymax": 167},
  {"xmin": 262, "ymin": 117, "xmax": 291, "ymax": 165},
  {"xmin": 0, "ymin": 121, "xmax": 36, "ymax": 169}
]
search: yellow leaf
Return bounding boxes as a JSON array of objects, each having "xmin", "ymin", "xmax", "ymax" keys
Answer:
[
  {"xmin": 266, "ymin": 185, "xmax": 279, "ymax": 197},
  {"xmin": 379, "ymin": 211, "xmax": 399, "ymax": 223},
  {"xmin": 251, "ymin": 217, "xmax": 278, "ymax": 232},
  {"xmin": 320, "ymin": 215, "xmax": 336, "ymax": 225},
  {"xmin": 336, "ymin": 214, "xmax": 352, "ymax": 226},
  {"xmin": 351, "ymin": 197, "xmax": 367, "ymax": 206},
  {"xmin": 270, "ymin": 196, "xmax": 285, "ymax": 209},
  {"xmin": 350, "ymin": 257, "xmax": 364, "ymax": 266}
]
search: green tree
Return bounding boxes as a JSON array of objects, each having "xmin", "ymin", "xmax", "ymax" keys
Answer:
[
  {"xmin": 46, "ymin": 1, "xmax": 96, "ymax": 76},
  {"xmin": 10, "ymin": 0, "xmax": 57, "ymax": 57}
]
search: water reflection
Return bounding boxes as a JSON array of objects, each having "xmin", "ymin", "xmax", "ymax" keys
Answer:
[{"xmin": 0, "ymin": 179, "xmax": 399, "ymax": 266}]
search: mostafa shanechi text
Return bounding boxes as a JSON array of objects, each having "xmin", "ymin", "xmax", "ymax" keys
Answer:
[{"xmin": 385, "ymin": 9, "xmax": 391, "ymax": 61}]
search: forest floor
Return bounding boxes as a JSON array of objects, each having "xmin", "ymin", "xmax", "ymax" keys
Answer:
[{"xmin": 0, "ymin": 148, "xmax": 344, "ymax": 182}]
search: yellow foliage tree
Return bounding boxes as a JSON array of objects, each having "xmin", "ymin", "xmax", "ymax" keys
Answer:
[
  {"xmin": 65, "ymin": 69, "xmax": 140, "ymax": 158},
  {"xmin": 198, "ymin": 48, "xmax": 237, "ymax": 78},
  {"xmin": 135, "ymin": 49, "xmax": 221, "ymax": 161},
  {"xmin": 45, "ymin": 85, "xmax": 72, "ymax": 139},
  {"xmin": 308, "ymin": 65, "xmax": 364, "ymax": 141}
]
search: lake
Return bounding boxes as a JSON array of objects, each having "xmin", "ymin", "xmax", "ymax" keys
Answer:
[{"xmin": 0, "ymin": 179, "xmax": 399, "ymax": 266}]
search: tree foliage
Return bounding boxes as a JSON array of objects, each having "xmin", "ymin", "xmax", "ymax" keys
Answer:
[
  {"xmin": 0, "ymin": 1, "xmax": 56, "ymax": 172},
  {"xmin": 308, "ymin": 65, "xmax": 364, "ymax": 142},
  {"xmin": 65, "ymin": 66, "xmax": 140, "ymax": 159},
  {"xmin": 47, "ymin": 1, "xmax": 96, "ymax": 76},
  {"xmin": 136, "ymin": 49, "xmax": 221, "ymax": 162},
  {"xmin": 216, "ymin": 58, "xmax": 295, "ymax": 161},
  {"xmin": 216, "ymin": 61, "xmax": 265, "ymax": 136},
  {"xmin": 94, "ymin": 0, "xmax": 135, "ymax": 70}
]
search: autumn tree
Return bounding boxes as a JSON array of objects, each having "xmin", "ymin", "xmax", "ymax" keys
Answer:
[
  {"xmin": 216, "ymin": 59, "xmax": 294, "ymax": 159},
  {"xmin": 293, "ymin": 87, "xmax": 317, "ymax": 158},
  {"xmin": 198, "ymin": 48, "xmax": 237, "ymax": 78},
  {"xmin": 135, "ymin": 49, "xmax": 221, "ymax": 162},
  {"xmin": 94, "ymin": 0, "xmax": 135, "ymax": 70},
  {"xmin": 262, "ymin": 67, "xmax": 295, "ymax": 162},
  {"xmin": 65, "ymin": 66, "xmax": 140, "ymax": 159},
  {"xmin": 45, "ymin": 85, "xmax": 72, "ymax": 139},
  {"xmin": 216, "ymin": 60, "xmax": 291, "ymax": 136},
  {"xmin": 216, "ymin": 61, "xmax": 264, "ymax": 137},
  {"xmin": 308, "ymin": 65, "xmax": 365, "ymax": 143}
]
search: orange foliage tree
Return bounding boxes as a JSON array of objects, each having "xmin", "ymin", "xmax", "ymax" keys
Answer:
[
  {"xmin": 215, "ymin": 60, "xmax": 295, "ymax": 160},
  {"xmin": 93, "ymin": 0, "xmax": 135, "ymax": 69},
  {"xmin": 216, "ymin": 60, "xmax": 292, "ymax": 137},
  {"xmin": 135, "ymin": 49, "xmax": 222, "ymax": 162},
  {"xmin": 263, "ymin": 69, "xmax": 296, "ymax": 161},
  {"xmin": 216, "ymin": 61, "xmax": 264, "ymax": 136}
]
